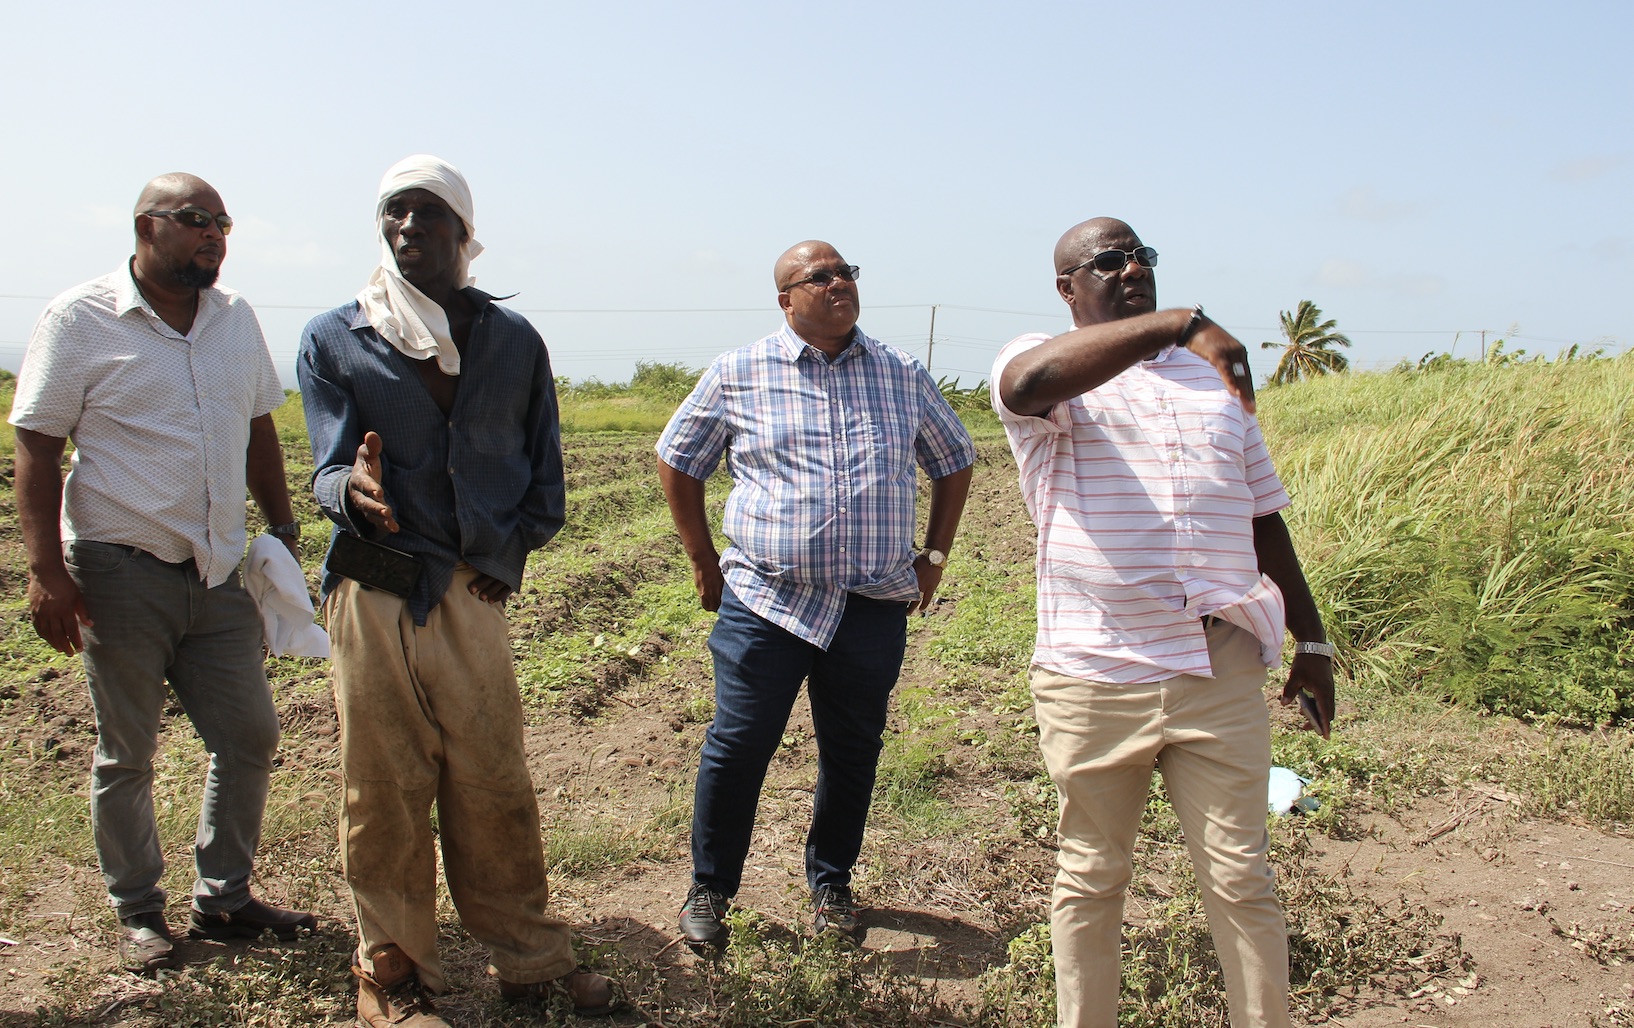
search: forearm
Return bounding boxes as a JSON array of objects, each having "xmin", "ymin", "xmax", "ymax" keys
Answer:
[
  {"xmin": 923, "ymin": 465, "xmax": 973, "ymax": 552},
  {"xmin": 1000, "ymin": 308, "xmax": 1195, "ymax": 416},
  {"xmin": 657, "ymin": 458, "xmax": 717, "ymax": 562},
  {"xmin": 14, "ymin": 428, "xmax": 69, "ymax": 576},
  {"xmin": 1254, "ymin": 512, "xmax": 1325, "ymax": 643},
  {"xmin": 245, "ymin": 414, "xmax": 295, "ymax": 529}
]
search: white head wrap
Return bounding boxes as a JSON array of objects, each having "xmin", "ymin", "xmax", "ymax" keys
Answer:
[{"xmin": 356, "ymin": 154, "xmax": 484, "ymax": 376}]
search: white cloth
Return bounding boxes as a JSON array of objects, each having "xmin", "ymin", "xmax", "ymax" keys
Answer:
[
  {"xmin": 244, "ymin": 535, "xmax": 330, "ymax": 657},
  {"xmin": 355, "ymin": 154, "xmax": 483, "ymax": 376},
  {"xmin": 8, "ymin": 262, "xmax": 285, "ymax": 587}
]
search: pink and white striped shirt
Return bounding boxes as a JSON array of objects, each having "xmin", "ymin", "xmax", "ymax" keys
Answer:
[{"xmin": 992, "ymin": 334, "xmax": 1291, "ymax": 684}]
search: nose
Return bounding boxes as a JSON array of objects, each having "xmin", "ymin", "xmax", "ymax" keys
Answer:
[{"xmin": 1120, "ymin": 255, "xmax": 1150, "ymax": 280}]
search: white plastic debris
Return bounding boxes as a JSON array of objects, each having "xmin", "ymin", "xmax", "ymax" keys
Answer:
[{"xmin": 1267, "ymin": 766, "xmax": 1320, "ymax": 815}]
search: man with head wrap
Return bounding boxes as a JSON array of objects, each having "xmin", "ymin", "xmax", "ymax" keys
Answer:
[
  {"xmin": 298, "ymin": 156, "xmax": 615, "ymax": 1025},
  {"xmin": 10, "ymin": 172, "xmax": 314, "ymax": 973}
]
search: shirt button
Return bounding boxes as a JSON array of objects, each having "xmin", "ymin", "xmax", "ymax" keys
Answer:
[
  {"xmin": 1190, "ymin": 554, "xmax": 1206, "ymax": 567},
  {"xmin": 839, "ymin": 546, "xmax": 846, "ymax": 553},
  {"xmin": 839, "ymin": 506, "xmax": 847, "ymax": 513},
  {"xmin": 448, "ymin": 467, "xmax": 455, "ymax": 475}
]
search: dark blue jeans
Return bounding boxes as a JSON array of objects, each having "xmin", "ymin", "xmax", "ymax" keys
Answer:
[{"xmin": 691, "ymin": 585, "xmax": 908, "ymax": 896}]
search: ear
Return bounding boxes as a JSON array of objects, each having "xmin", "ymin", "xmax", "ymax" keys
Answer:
[
  {"xmin": 777, "ymin": 290, "xmax": 793, "ymax": 315},
  {"xmin": 1055, "ymin": 274, "xmax": 1074, "ymax": 305},
  {"xmin": 134, "ymin": 214, "xmax": 155, "ymax": 245}
]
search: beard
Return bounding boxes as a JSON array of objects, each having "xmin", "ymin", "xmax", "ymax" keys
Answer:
[{"xmin": 173, "ymin": 259, "xmax": 220, "ymax": 289}]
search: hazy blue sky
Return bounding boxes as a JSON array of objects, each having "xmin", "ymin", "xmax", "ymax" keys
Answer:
[{"xmin": 3, "ymin": 1, "xmax": 1628, "ymax": 388}]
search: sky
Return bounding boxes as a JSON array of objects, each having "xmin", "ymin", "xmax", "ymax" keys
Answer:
[{"xmin": 2, "ymin": 1, "xmax": 1629, "ymax": 389}]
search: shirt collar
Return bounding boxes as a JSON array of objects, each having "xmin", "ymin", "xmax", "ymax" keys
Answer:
[
  {"xmin": 775, "ymin": 322, "xmax": 870, "ymax": 363},
  {"xmin": 115, "ymin": 256, "xmax": 231, "ymax": 324}
]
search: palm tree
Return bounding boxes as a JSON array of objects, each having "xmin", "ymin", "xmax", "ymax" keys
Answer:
[{"xmin": 1260, "ymin": 300, "xmax": 1352, "ymax": 385}]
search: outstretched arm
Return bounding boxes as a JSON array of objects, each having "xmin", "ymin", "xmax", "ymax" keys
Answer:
[{"xmin": 999, "ymin": 309, "xmax": 1256, "ymax": 417}]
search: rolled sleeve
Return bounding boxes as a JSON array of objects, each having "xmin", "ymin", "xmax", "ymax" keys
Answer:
[{"xmin": 655, "ymin": 363, "xmax": 730, "ymax": 480}]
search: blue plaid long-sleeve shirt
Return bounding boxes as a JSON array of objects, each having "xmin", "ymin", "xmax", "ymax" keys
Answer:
[{"xmin": 657, "ymin": 324, "xmax": 976, "ymax": 649}]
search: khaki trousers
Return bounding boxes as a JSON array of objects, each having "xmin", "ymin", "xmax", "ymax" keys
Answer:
[
  {"xmin": 1032, "ymin": 620, "xmax": 1291, "ymax": 1028},
  {"xmin": 326, "ymin": 567, "xmax": 575, "ymax": 993}
]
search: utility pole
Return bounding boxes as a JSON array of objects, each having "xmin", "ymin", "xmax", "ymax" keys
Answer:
[{"xmin": 926, "ymin": 304, "xmax": 938, "ymax": 375}]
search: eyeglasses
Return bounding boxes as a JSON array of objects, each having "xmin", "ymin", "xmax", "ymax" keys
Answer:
[
  {"xmin": 1060, "ymin": 246, "xmax": 1157, "ymax": 277},
  {"xmin": 144, "ymin": 207, "xmax": 233, "ymax": 235},
  {"xmin": 783, "ymin": 265, "xmax": 860, "ymax": 290}
]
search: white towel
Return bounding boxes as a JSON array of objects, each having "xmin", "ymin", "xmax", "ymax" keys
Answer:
[
  {"xmin": 355, "ymin": 153, "xmax": 484, "ymax": 376},
  {"xmin": 244, "ymin": 535, "xmax": 330, "ymax": 658}
]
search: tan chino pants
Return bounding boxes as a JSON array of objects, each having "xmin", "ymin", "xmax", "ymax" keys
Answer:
[{"xmin": 1031, "ymin": 620, "xmax": 1292, "ymax": 1028}]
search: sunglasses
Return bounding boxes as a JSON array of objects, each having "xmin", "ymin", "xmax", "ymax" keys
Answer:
[
  {"xmin": 783, "ymin": 265, "xmax": 860, "ymax": 290},
  {"xmin": 145, "ymin": 206, "xmax": 233, "ymax": 235},
  {"xmin": 1060, "ymin": 246, "xmax": 1157, "ymax": 277}
]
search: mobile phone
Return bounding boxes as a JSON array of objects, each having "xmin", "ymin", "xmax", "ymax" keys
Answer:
[
  {"xmin": 325, "ymin": 531, "xmax": 423, "ymax": 598},
  {"xmin": 1297, "ymin": 692, "xmax": 1330, "ymax": 736}
]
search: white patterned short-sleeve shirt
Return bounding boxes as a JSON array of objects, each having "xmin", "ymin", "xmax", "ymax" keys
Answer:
[
  {"xmin": 992, "ymin": 334, "xmax": 1291, "ymax": 684},
  {"xmin": 9, "ymin": 262, "xmax": 285, "ymax": 586}
]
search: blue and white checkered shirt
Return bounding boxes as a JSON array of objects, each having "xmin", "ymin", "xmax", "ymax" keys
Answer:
[{"xmin": 657, "ymin": 323, "xmax": 976, "ymax": 649}]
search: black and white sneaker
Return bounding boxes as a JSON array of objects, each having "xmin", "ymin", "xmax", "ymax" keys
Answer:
[
  {"xmin": 812, "ymin": 884, "xmax": 861, "ymax": 937},
  {"xmin": 678, "ymin": 883, "xmax": 729, "ymax": 951}
]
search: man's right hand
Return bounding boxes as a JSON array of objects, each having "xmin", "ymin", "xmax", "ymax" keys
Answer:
[
  {"xmin": 28, "ymin": 566, "xmax": 91, "ymax": 655},
  {"xmin": 692, "ymin": 555, "xmax": 724, "ymax": 612},
  {"xmin": 347, "ymin": 431, "xmax": 400, "ymax": 533}
]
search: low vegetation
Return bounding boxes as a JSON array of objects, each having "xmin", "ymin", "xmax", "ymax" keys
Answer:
[{"xmin": 0, "ymin": 355, "xmax": 1630, "ymax": 1025}]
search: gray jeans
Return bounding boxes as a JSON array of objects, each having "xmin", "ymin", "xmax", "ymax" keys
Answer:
[{"xmin": 66, "ymin": 540, "xmax": 279, "ymax": 919}]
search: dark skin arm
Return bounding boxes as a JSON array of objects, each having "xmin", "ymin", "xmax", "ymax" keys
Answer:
[
  {"xmin": 657, "ymin": 458, "xmax": 724, "ymax": 611},
  {"xmin": 14, "ymin": 428, "xmax": 91, "ymax": 654},
  {"xmin": 246, "ymin": 413, "xmax": 299, "ymax": 561},
  {"xmin": 348, "ymin": 430, "xmax": 512, "ymax": 603},
  {"xmin": 911, "ymin": 465, "xmax": 973, "ymax": 612},
  {"xmin": 998, "ymin": 309, "xmax": 1255, "ymax": 418},
  {"xmin": 1254, "ymin": 511, "xmax": 1335, "ymax": 737}
]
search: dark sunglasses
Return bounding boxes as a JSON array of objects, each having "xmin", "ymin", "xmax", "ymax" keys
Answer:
[
  {"xmin": 1060, "ymin": 246, "xmax": 1157, "ymax": 277},
  {"xmin": 783, "ymin": 265, "xmax": 860, "ymax": 290},
  {"xmin": 145, "ymin": 206, "xmax": 233, "ymax": 235}
]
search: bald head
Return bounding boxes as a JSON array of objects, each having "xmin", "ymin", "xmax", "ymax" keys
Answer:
[
  {"xmin": 774, "ymin": 240, "xmax": 844, "ymax": 290},
  {"xmin": 1054, "ymin": 217, "xmax": 1136, "ymax": 274},
  {"xmin": 134, "ymin": 173, "xmax": 221, "ymax": 220}
]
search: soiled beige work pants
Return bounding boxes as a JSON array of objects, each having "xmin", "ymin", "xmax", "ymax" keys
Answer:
[
  {"xmin": 326, "ymin": 567, "xmax": 575, "ymax": 993},
  {"xmin": 1032, "ymin": 620, "xmax": 1291, "ymax": 1028}
]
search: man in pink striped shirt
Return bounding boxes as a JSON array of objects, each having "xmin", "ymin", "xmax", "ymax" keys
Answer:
[{"xmin": 991, "ymin": 217, "xmax": 1334, "ymax": 1028}]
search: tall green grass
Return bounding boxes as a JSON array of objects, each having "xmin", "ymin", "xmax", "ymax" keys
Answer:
[{"xmin": 1260, "ymin": 355, "xmax": 1634, "ymax": 722}]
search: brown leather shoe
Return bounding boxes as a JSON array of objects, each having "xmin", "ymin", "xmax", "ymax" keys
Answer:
[
  {"xmin": 119, "ymin": 911, "xmax": 178, "ymax": 974},
  {"xmin": 498, "ymin": 967, "xmax": 620, "ymax": 1016},
  {"xmin": 355, "ymin": 945, "xmax": 447, "ymax": 1027}
]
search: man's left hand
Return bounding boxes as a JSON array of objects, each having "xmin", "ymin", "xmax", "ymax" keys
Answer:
[
  {"xmin": 910, "ymin": 555, "xmax": 945, "ymax": 614},
  {"xmin": 468, "ymin": 573, "xmax": 513, "ymax": 605},
  {"xmin": 1281, "ymin": 653, "xmax": 1335, "ymax": 739}
]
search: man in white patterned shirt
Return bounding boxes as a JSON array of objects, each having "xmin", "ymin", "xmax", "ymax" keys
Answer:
[
  {"xmin": 10, "ymin": 173, "xmax": 313, "ymax": 974},
  {"xmin": 657, "ymin": 240, "xmax": 975, "ymax": 950},
  {"xmin": 992, "ymin": 218, "xmax": 1335, "ymax": 1028}
]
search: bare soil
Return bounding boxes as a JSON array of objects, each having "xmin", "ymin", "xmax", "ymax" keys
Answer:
[{"xmin": 1, "ymin": 435, "xmax": 1630, "ymax": 1026}]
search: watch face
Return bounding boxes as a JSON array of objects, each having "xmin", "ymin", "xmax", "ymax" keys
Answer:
[{"xmin": 926, "ymin": 549, "xmax": 946, "ymax": 566}]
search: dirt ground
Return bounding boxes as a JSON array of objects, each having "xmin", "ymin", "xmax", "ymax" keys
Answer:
[{"xmin": 1, "ymin": 436, "xmax": 1630, "ymax": 1026}]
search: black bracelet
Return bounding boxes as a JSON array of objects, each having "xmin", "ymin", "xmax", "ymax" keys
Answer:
[{"xmin": 1177, "ymin": 304, "xmax": 1207, "ymax": 346}]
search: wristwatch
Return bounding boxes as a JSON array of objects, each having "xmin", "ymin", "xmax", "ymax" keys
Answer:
[
  {"xmin": 268, "ymin": 521, "xmax": 301, "ymax": 539},
  {"xmin": 919, "ymin": 548, "xmax": 946, "ymax": 567},
  {"xmin": 1293, "ymin": 640, "xmax": 1335, "ymax": 658}
]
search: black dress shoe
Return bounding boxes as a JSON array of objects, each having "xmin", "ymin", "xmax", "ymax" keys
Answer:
[
  {"xmin": 188, "ymin": 896, "xmax": 317, "ymax": 940},
  {"xmin": 119, "ymin": 911, "xmax": 178, "ymax": 973}
]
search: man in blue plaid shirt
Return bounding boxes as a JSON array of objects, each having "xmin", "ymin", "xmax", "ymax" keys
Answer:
[{"xmin": 657, "ymin": 240, "xmax": 976, "ymax": 949}]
